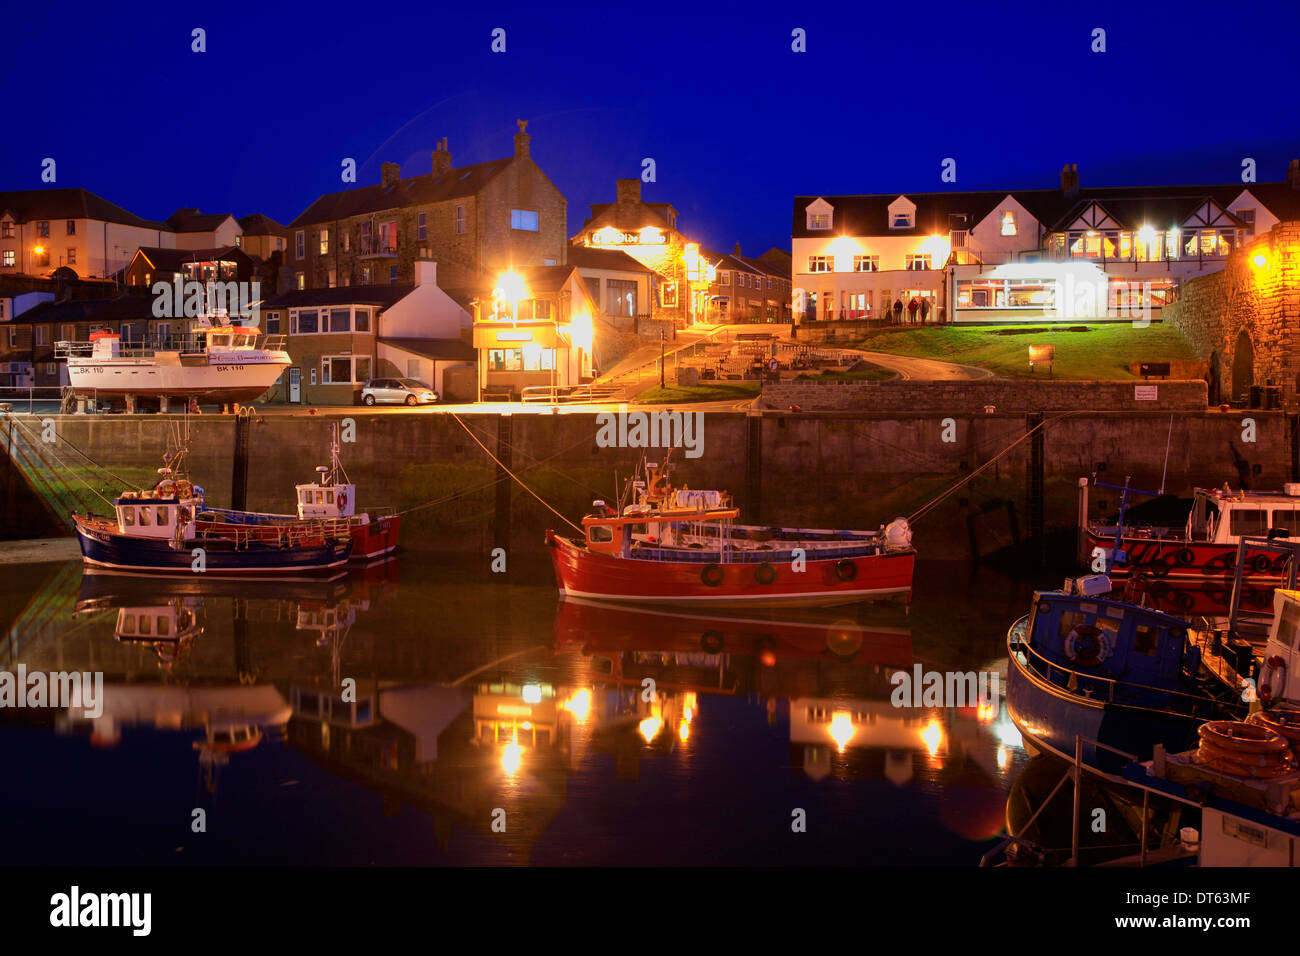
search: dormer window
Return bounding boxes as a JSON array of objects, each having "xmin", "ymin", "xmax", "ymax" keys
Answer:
[
  {"xmin": 805, "ymin": 198, "xmax": 834, "ymax": 231},
  {"xmin": 1001, "ymin": 211, "xmax": 1017, "ymax": 236},
  {"xmin": 890, "ymin": 211, "xmax": 913, "ymax": 229},
  {"xmin": 808, "ymin": 213, "xmax": 830, "ymax": 230}
]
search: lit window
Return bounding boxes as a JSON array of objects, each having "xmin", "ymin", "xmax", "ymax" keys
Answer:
[
  {"xmin": 511, "ymin": 209, "xmax": 539, "ymax": 231},
  {"xmin": 1000, "ymin": 211, "xmax": 1017, "ymax": 236},
  {"xmin": 808, "ymin": 213, "xmax": 830, "ymax": 230},
  {"xmin": 807, "ymin": 255, "xmax": 832, "ymax": 273},
  {"xmin": 2, "ymin": 251, "xmax": 14, "ymax": 267},
  {"xmin": 890, "ymin": 212, "xmax": 913, "ymax": 229},
  {"xmin": 319, "ymin": 228, "xmax": 329, "ymax": 255},
  {"xmin": 296, "ymin": 272, "xmax": 305, "ymax": 290},
  {"xmin": 853, "ymin": 255, "xmax": 879, "ymax": 272},
  {"xmin": 905, "ymin": 254, "xmax": 932, "ymax": 271}
]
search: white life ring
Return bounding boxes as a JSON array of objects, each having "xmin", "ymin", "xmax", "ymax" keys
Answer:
[
  {"xmin": 158, "ymin": 480, "xmax": 177, "ymax": 498},
  {"xmin": 1064, "ymin": 624, "xmax": 1112, "ymax": 669}
]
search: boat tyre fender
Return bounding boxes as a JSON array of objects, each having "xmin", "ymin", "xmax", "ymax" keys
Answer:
[
  {"xmin": 755, "ymin": 562, "xmax": 776, "ymax": 585},
  {"xmin": 701, "ymin": 630, "xmax": 724, "ymax": 654},
  {"xmin": 1174, "ymin": 590, "xmax": 1195, "ymax": 612},
  {"xmin": 1250, "ymin": 553, "xmax": 1273, "ymax": 575},
  {"xmin": 1198, "ymin": 720, "xmax": 1290, "ymax": 754},
  {"xmin": 1259, "ymin": 655, "xmax": 1288, "ymax": 705},
  {"xmin": 835, "ymin": 559, "xmax": 857, "ymax": 582},
  {"xmin": 701, "ymin": 564, "xmax": 725, "ymax": 587},
  {"xmin": 1064, "ymin": 624, "xmax": 1111, "ymax": 668},
  {"xmin": 1174, "ymin": 547, "xmax": 1196, "ymax": 566}
]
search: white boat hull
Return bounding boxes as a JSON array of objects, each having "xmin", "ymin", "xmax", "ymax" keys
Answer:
[{"xmin": 66, "ymin": 351, "xmax": 289, "ymax": 403}]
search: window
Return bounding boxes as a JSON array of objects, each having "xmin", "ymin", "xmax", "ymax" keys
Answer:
[
  {"xmin": 389, "ymin": 265, "xmax": 398, "ymax": 284},
  {"xmin": 950, "ymin": 230, "xmax": 967, "ymax": 248},
  {"xmin": 329, "ymin": 308, "xmax": 349, "ymax": 332},
  {"xmin": 59, "ymin": 324, "xmax": 75, "ymax": 340},
  {"xmin": 1000, "ymin": 211, "xmax": 1017, "ymax": 236},
  {"xmin": 35, "ymin": 326, "xmax": 49, "ymax": 345},
  {"xmin": 36, "ymin": 221, "xmax": 50, "ymax": 238},
  {"xmin": 122, "ymin": 509, "xmax": 134, "ymax": 527},
  {"xmin": 295, "ymin": 230, "xmax": 305, "ymax": 258},
  {"xmin": 2, "ymin": 251, "xmax": 13, "ymax": 267},
  {"xmin": 718, "ymin": 270, "xmax": 729, "ymax": 285},
  {"xmin": 0, "ymin": 221, "xmax": 12, "ymax": 237},
  {"xmin": 661, "ymin": 282, "xmax": 678, "ymax": 307},
  {"xmin": 853, "ymin": 255, "xmax": 879, "ymax": 272},
  {"xmin": 606, "ymin": 279, "xmax": 637, "ymax": 317},
  {"xmin": 322, "ymin": 357, "xmax": 352, "ymax": 384},
  {"xmin": 265, "ymin": 312, "xmax": 280, "ymax": 334},
  {"xmin": 543, "ymin": 257, "xmax": 556, "ymax": 266},
  {"xmin": 1236, "ymin": 207, "xmax": 1256, "ymax": 236},
  {"xmin": 489, "ymin": 348, "xmax": 522, "ymax": 371},
  {"xmin": 1229, "ymin": 509, "xmax": 1268, "ymax": 537},
  {"xmin": 905, "ymin": 254, "xmax": 932, "ymax": 271},
  {"xmin": 808, "ymin": 213, "xmax": 830, "ymax": 230},
  {"xmin": 296, "ymin": 272, "xmax": 305, "ymax": 290},
  {"xmin": 341, "ymin": 231, "xmax": 350, "ymax": 252},
  {"xmin": 355, "ymin": 308, "xmax": 371, "ymax": 332},
  {"xmin": 66, "ymin": 220, "xmax": 76, "ymax": 236},
  {"xmin": 275, "ymin": 237, "xmax": 284, "ymax": 251},
  {"xmin": 417, "ymin": 212, "xmax": 427, "ymax": 241},
  {"xmin": 890, "ymin": 212, "xmax": 913, "ymax": 229},
  {"xmin": 511, "ymin": 209, "xmax": 539, "ymax": 231},
  {"xmin": 36, "ymin": 248, "xmax": 50, "ymax": 267},
  {"xmin": 234, "ymin": 235, "xmax": 242, "ymax": 247},
  {"xmin": 67, "ymin": 247, "xmax": 76, "ymax": 265},
  {"xmin": 293, "ymin": 310, "xmax": 319, "ymax": 334},
  {"xmin": 807, "ymin": 255, "xmax": 832, "ymax": 273},
  {"xmin": 361, "ymin": 267, "xmax": 371, "ymax": 284},
  {"xmin": 319, "ymin": 228, "xmax": 329, "ymax": 255},
  {"xmin": 355, "ymin": 357, "xmax": 371, "ymax": 382},
  {"xmin": 455, "ymin": 205, "xmax": 467, "ymax": 235},
  {"xmin": 327, "ymin": 269, "xmax": 336, "ymax": 288}
]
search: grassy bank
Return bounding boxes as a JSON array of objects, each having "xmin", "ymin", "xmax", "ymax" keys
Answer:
[
  {"xmin": 852, "ymin": 323, "xmax": 1199, "ymax": 379},
  {"xmin": 636, "ymin": 382, "xmax": 761, "ymax": 403}
]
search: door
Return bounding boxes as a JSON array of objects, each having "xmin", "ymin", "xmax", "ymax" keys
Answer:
[{"xmin": 288, "ymin": 367, "xmax": 301, "ymax": 403}]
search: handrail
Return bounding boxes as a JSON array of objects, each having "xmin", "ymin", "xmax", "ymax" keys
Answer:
[{"xmin": 1007, "ymin": 615, "xmax": 1243, "ymax": 715}]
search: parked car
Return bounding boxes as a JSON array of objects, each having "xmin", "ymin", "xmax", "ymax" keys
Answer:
[{"xmin": 361, "ymin": 378, "xmax": 438, "ymax": 406}]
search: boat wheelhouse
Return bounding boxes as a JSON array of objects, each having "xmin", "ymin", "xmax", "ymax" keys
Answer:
[
  {"xmin": 1080, "ymin": 477, "xmax": 1300, "ymax": 583},
  {"xmin": 1005, "ymin": 574, "xmax": 1246, "ymax": 777},
  {"xmin": 546, "ymin": 459, "xmax": 915, "ymax": 608},
  {"xmin": 57, "ymin": 319, "xmax": 289, "ymax": 410}
]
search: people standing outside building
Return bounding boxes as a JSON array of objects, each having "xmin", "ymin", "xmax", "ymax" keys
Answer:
[
  {"xmin": 892, "ymin": 298, "xmax": 904, "ymax": 325},
  {"xmin": 920, "ymin": 298, "xmax": 931, "ymax": 324},
  {"xmin": 907, "ymin": 297, "xmax": 920, "ymax": 324}
]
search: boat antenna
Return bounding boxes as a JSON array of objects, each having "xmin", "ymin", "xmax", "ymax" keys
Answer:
[{"xmin": 1158, "ymin": 414, "xmax": 1173, "ymax": 496}]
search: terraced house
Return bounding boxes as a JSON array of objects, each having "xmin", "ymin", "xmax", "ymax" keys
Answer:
[{"xmin": 286, "ymin": 120, "xmax": 567, "ymax": 292}]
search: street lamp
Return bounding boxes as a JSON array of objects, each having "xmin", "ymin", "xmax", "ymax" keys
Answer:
[{"xmin": 493, "ymin": 270, "xmax": 527, "ymax": 325}]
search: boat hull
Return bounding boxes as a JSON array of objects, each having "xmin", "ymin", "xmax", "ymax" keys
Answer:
[
  {"xmin": 1085, "ymin": 527, "xmax": 1287, "ymax": 583},
  {"xmin": 196, "ymin": 510, "xmax": 400, "ymax": 560},
  {"xmin": 74, "ymin": 519, "xmax": 351, "ymax": 575},
  {"xmin": 66, "ymin": 353, "xmax": 288, "ymax": 403},
  {"xmin": 546, "ymin": 531, "xmax": 913, "ymax": 607}
]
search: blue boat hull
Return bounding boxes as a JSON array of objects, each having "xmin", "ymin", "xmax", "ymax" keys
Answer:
[{"xmin": 75, "ymin": 522, "xmax": 351, "ymax": 575}]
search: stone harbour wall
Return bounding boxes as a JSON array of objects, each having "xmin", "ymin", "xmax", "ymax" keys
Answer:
[{"xmin": 761, "ymin": 379, "xmax": 1207, "ymax": 412}]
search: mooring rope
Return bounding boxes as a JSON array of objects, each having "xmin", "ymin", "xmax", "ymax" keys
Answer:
[
  {"xmin": 449, "ymin": 413, "xmax": 584, "ymax": 534},
  {"xmin": 5, "ymin": 414, "xmax": 117, "ymax": 509}
]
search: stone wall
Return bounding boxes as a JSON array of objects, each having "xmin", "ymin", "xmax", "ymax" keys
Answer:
[
  {"xmin": 762, "ymin": 379, "xmax": 1207, "ymax": 412},
  {"xmin": 1164, "ymin": 221, "xmax": 1300, "ymax": 407}
]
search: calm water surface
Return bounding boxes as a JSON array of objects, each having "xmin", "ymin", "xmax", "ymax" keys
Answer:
[{"xmin": 0, "ymin": 553, "xmax": 1037, "ymax": 865}]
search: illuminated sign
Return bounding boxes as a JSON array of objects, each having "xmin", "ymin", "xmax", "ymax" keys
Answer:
[
  {"xmin": 589, "ymin": 225, "xmax": 667, "ymax": 247},
  {"xmin": 497, "ymin": 331, "xmax": 533, "ymax": 341}
]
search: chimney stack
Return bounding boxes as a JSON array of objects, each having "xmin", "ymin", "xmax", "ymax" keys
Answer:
[
  {"xmin": 1061, "ymin": 163, "xmax": 1079, "ymax": 198},
  {"xmin": 1288, "ymin": 159, "xmax": 1300, "ymax": 190},
  {"xmin": 381, "ymin": 162, "xmax": 400, "ymax": 188},
  {"xmin": 514, "ymin": 119, "xmax": 530, "ymax": 158},
  {"xmin": 734, "ymin": 242, "xmax": 742, "ymax": 257},
  {"xmin": 616, "ymin": 178, "xmax": 641, "ymax": 206},
  {"xmin": 432, "ymin": 138, "xmax": 452, "ymax": 177}
]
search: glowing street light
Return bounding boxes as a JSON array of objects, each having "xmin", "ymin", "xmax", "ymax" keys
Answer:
[
  {"xmin": 493, "ymin": 270, "xmax": 527, "ymax": 325},
  {"xmin": 1253, "ymin": 253, "xmax": 1269, "ymax": 268}
]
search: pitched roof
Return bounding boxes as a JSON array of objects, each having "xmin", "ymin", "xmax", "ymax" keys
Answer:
[
  {"xmin": 379, "ymin": 336, "xmax": 476, "ymax": 361},
  {"xmin": 263, "ymin": 285, "xmax": 412, "ymax": 309},
  {"xmin": 132, "ymin": 246, "xmax": 250, "ymax": 272},
  {"xmin": 565, "ymin": 246, "xmax": 654, "ymax": 273},
  {"xmin": 12, "ymin": 293, "xmax": 157, "ymax": 325},
  {"xmin": 0, "ymin": 188, "xmax": 167, "ymax": 230},
  {"xmin": 702, "ymin": 249, "xmax": 762, "ymax": 276},
  {"xmin": 445, "ymin": 264, "xmax": 582, "ymax": 298},
  {"xmin": 166, "ymin": 208, "xmax": 234, "ymax": 232},
  {"xmin": 581, "ymin": 201, "xmax": 676, "ymax": 233},
  {"xmin": 237, "ymin": 213, "xmax": 287, "ymax": 236},
  {"xmin": 737, "ymin": 254, "xmax": 790, "ymax": 279},
  {"xmin": 288, "ymin": 158, "xmax": 515, "ymax": 228}
]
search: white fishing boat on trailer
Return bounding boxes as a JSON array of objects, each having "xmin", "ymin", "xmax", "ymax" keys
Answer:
[{"xmin": 56, "ymin": 315, "xmax": 289, "ymax": 411}]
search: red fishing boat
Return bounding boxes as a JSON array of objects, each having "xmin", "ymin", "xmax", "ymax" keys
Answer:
[
  {"xmin": 546, "ymin": 458, "xmax": 914, "ymax": 608},
  {"xmin": 195, "ymin": 424, "xmax": 400, "ymax": 560}
]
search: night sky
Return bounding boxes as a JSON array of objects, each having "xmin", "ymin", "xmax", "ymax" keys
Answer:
[{"xmin": 6, "ymin": 0, "xmax": 1299, "ymax": 255}]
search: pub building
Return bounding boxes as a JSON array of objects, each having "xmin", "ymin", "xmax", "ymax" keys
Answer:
[{"xmin": 466, "ymin": 264, "xmax": 597, "ymax": 401}]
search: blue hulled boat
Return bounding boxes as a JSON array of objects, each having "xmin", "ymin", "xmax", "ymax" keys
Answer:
[
  {"xmin": 1006, "ymin": 575, "xmax": 1246, "ymax": 777},
  {"xmin": 73, "ymin": 469, "xmax": 351, "ymax": 576}
]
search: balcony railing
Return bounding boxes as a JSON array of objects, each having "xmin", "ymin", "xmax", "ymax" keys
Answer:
[{"xmin": 358, "ymin": 238, "xmax": 398, "ymax": 258}]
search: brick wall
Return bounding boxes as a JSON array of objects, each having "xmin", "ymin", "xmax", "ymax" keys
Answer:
[
  {"xmin": 762, "ymin": 379, "xmax": 1207, "ymax": 412},
  {"xmin": 1164, "ymin": 221, "xmax": 1300, "ymax": 406}
]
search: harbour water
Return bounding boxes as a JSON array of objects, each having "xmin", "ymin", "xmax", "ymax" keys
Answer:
[{"xmin": 0, "ymin": 553, "xmax": 1036, "ymax": 866}]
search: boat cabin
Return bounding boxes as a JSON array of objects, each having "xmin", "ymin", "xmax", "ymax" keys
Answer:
[
  {"xmin": 1186, "ymin": 486, "xmax": 1300, "ymax": 543},
  {"xmin": 581, "ymin": 496, "xmax": 739, "ymax": 557},
  {"xmin": 296, "ymin": 468, "xmax": 357, "ymax": 519},
  {"xmin": 1263, "ymin": 589, "xmax": 1300, "ymax": 703},
  {"xmin": 114, "ymin": 599, "xmax": 203, "ymax": 643},
  {"xmin": 114, "ymin": 477, "xmax": 201, "ymax": 539},
  {"xmin": 202, "ymin": 325, "xmax": 262, "ymax": 351},
  {"xmin": 1024, "ymin": 580, "xmax": 1203, "ymax": 697}
]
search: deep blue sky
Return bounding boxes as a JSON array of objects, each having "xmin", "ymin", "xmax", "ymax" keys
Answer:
[{"xmin": 5, "ymin": 0, "xmax": 1299, "ymax": 256}]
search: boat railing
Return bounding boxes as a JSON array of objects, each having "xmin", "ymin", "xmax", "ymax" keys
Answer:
[
  {"xmin": 628, "ymin": 541, "xmax": 884, "ymax": 564},
  {"xmin": 1007, "ymin": 615, "xmax": 1243, "ymax": 720}
]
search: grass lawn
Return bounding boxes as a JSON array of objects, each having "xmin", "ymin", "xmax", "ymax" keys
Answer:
[
  {"xmin": 796, "ymin": 365, "xmax": 896, "ymax": 382},
  {"xmin": 636, "ymin": 382, "xmax": 762, "ymax": 403},
  {"xmin": 852, "ymin": 324, "xmax": 1199, "ymax": 380}
]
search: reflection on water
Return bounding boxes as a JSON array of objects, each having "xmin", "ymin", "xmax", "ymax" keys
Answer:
[{"xmin": 0, "ymin": 555, "xmax": 1034, "ymax": 865}]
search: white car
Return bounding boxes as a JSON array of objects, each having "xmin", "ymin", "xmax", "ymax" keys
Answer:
[{"xmin": 361, "ymin": 378, "xmax": 438, "ymax": 406}]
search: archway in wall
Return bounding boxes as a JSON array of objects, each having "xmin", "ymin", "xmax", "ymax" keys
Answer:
[{"xmin": 1231, "ymin": 332, "xmax": 1254, "ymax": 405}]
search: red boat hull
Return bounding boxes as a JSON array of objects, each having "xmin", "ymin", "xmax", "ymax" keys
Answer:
[
  {"xmin": 546, "ymin": 531, "xmax": 913, "ymax": 608},
  {"xmin": 196, "ymin": 514, "xmax": 401, "ymax": 561},
  {"xmin": 1084, "ymin": 528, "xmax": 1287, "ymax": 583}
]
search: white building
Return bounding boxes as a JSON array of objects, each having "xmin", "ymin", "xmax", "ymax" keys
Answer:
[{"xmin": 792, "ymin": 162, "xmax": 1300, "ymax": 325}]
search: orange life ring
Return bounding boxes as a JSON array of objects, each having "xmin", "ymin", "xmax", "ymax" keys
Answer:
[
  {"xmin": 1198, "ymin": 720, "xmax": 1290, "ymax": 754},
  {"xmin": 157, "ymin": 480, "xmax": 176, "ymax": 498}
]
